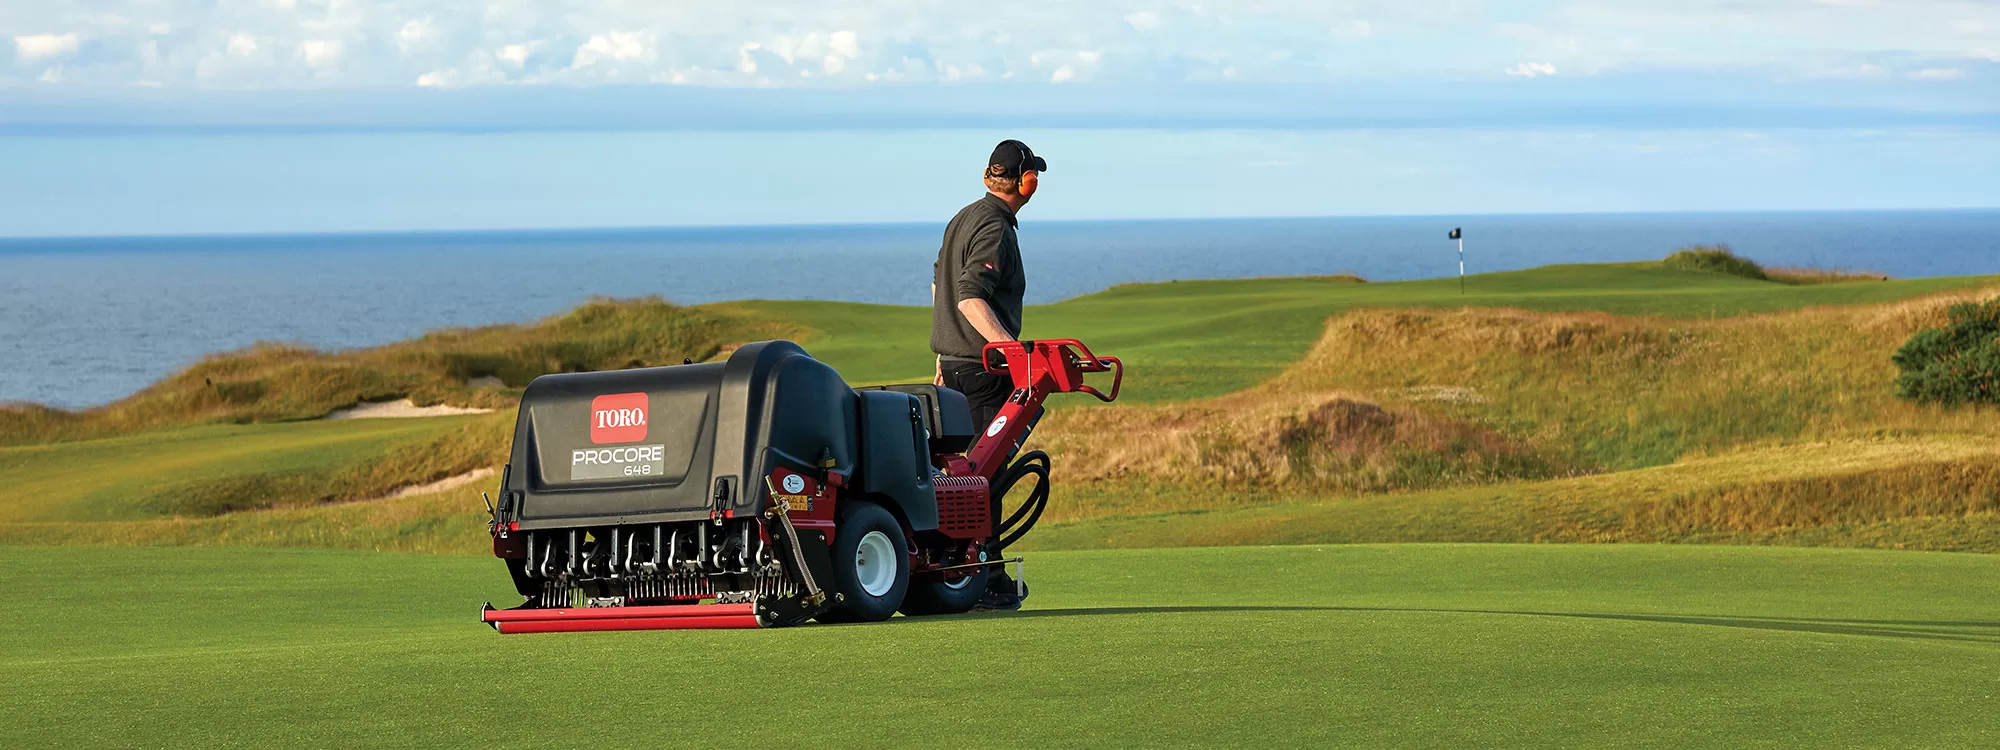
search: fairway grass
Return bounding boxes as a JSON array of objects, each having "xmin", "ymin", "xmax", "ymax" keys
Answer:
[{"xmin": 5, "ymin": 543, "xmax": 1996, "ymax": 747}]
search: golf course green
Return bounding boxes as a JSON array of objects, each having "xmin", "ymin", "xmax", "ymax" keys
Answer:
[
  {"xmin": 6, "ymin": 255, "xmax": 2000, "ymax": 746},
  {"xmin": 5, "ymin": 543, "xmax": 1995, "ymax": 747}
]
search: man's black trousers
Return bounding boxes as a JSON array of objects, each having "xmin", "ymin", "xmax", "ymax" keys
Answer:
[{"xmin": 940, "ymin": 359, "xmax": 1012, "ymax": 430}]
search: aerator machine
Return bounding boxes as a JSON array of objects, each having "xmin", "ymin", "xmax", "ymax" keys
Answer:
[{"xmin": 481, "ymin": 338, "xmax": 1121, "ymax": 632}]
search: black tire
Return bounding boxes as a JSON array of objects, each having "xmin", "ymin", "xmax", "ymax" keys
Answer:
[
  {"xmin": 815, "ymin": 500, "xmax": 910, "ymax": 624},
  {"xmin": 900, "ymin": 554, "xmax": 989, "ymax": 616}
]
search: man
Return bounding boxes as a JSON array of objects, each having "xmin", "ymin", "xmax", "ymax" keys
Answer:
[
  {"xmin": 931, "ymin": 139, "xmax": 1045, "ymax": 611},
  {"xmin": 932, "ymin": 139, "xmax": 1044, "ymax": 427}
]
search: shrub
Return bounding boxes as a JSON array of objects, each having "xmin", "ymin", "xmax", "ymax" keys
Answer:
[
  {"xmin": 1893, "ymin": 299, "xmax": 2000, "ymax": 406},
  {"xmin": 1663, "ymin": 245, "xmax": 1768, "ymax": 281}
]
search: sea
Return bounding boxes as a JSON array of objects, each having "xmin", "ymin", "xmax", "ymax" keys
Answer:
[{"xmin": 3, "ymin": 209, "xmax": 1997, "ymax": 409}]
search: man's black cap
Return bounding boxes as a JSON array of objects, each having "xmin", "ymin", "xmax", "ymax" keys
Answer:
[{"xmin": 987, "ymin": 139, "xmax": 1048, "ymax": 179}]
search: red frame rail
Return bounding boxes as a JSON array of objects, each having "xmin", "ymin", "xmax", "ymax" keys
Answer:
[{"xmin": 482, "ymin": 602, "xmax": 761, "ymax": 633}]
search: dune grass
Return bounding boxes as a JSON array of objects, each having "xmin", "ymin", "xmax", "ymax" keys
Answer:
[
  {"xmin": 5, "ymin": 543, "xmax": 1997, "ymax": 748},
  {"xmin": 1020, "ymin": 284, "xmax": 2000, "ymax": 527},
  {"xmin": 1259, "ymin": 287, "xmax": 2000, "ymax": 470},
  {"xmin": 1663, "ymin": 244, "xmax": 1889, "ymax": 286},
  {"xmin": 5, "ymin": 261, "xmax": 2000, "ymax": 552},
  {"xmin": 0, "ymin": 298, "xmax": 780, "ymax": 447}
]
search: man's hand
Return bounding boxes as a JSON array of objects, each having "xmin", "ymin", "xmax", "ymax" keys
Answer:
[
  {"xmin": 934, "ymin": 356, "xmax": 944, "ymax": 386},
  {"xmin": 956, "ymin": 298, "xmax": 1016, "ymax": 345}
]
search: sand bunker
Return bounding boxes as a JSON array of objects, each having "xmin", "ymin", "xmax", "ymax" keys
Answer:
[
  {"xmin": 379, "ymin": 467, "xmax": 498, "ymax": 500},
  {"xmin": 324, "ymin": 399, "xmax": 492, "ymax": 420}
]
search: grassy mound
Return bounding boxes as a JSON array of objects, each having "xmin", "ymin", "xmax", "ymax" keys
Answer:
[
  {"xmin": 6, "ymin": 544, "xmax": 1995, "ymax": 747},
  {"xmin": 1663, "ymin": 244, "xmax": 1888, "ymax": 286},
  {"xmin": 0, "ymin": 298, "xmax": 782, "ymax": 447},
  {"xmin": 1040, "ymin": 391, "xmax": 1578, "ymax": 494},
  {"xmin": 1664, "ymin": 244, "xmax": 1769, "ymax": 280},
  {"xmin": 1262, "ymin": 287, "xmax": 2000, "ymax": 470}
]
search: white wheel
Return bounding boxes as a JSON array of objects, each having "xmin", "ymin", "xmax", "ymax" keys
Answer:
[
  {"xmin": 854, "ymin": 530, "xmax": 898, "ymax": 597},
  {"xmin": 817, "ymin": 500, "xmax": 909, "ymax": 623}
]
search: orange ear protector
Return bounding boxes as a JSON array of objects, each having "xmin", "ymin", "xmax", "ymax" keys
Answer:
[{"xmin": 1014, "ymin": 142, "xmax": 1039, "ymax": 198}]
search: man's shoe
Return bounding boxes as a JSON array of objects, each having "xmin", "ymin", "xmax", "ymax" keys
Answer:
[{"xmin": 973, "ymin": 574, "xmax": 1027, "ymax": 612}]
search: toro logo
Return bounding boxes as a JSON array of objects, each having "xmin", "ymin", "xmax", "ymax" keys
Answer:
[{"xmin": 589, "ymin": 392, "xmax": 649, "ymax": 444}]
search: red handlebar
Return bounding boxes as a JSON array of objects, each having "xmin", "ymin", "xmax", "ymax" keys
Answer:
[{"xmin": 979, "ymin": 339, "xmax": 1122, "ymax": 403}]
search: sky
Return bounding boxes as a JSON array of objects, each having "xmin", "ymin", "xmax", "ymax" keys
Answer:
[{"xmin": 3, "ymin": 1, "xmax": 1998, "ymax": 236}]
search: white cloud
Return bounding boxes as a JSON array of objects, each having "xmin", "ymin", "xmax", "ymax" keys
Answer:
[
  {"xmin": 1907, "ymin": 67, "xmax": 1967, "ymax": 80},
  {"xmin": 829, "ymin": 30, "xmax": 859, "ymax": 59},
  {"xmin": 15, "ymin": 33, "xmax": 81, "ymax": 61},
  {"xmin": 1505, "ymin": 61, "xmax": 1557, "ymax": 78},
  {"xmin": 398, "ymin": 20, "xmax": 433, "ymax": 53},
  {"xmin": 298, "ymin": 39, "xmax": 341, "ymax": 69},
  {"xmin": 572, "ymin": 31, "xmax": 653, "ymax": 68},
  {"xmin": 7, "ymin": 0, "xmax": 2000, "ymax": 91},
  {"xmin": 497, "ymin": 42, "xmax": 538, "ymax": 67},
  {"xmin": 38, "ymin": 66, "xmax": 64, "ymax": 83},
  {"xmin": 1031, "ymin": 48, "xmax": 1102, "ymax": 83},
  {"xmin": 416, "ymin": 70, "xmax": 450, "ymax": 87}
]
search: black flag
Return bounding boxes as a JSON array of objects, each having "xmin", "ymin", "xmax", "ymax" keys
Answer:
[{"xmin": 1448, "ymin": 227, "xmax": 1462, "ymax": 240}]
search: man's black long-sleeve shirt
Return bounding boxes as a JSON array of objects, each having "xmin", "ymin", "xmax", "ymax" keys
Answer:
[{"xmin": 931, "ymin": 194, "xmax": 1026, "ymax": 361}]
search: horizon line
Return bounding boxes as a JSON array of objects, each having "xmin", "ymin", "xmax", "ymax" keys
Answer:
[{"xmin": 4, "ymin": 206, "xmax": 1998, "ymax": 244}]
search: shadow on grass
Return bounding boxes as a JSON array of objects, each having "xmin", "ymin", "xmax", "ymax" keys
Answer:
[{"xmin": 952, "ymin": 605, "xmax": 2000, "ymax": 644}]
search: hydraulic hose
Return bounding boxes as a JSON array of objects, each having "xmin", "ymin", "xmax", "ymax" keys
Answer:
[{"xmin": 992, "ymin": 450, "xmax": 1051, "ymax": 553}]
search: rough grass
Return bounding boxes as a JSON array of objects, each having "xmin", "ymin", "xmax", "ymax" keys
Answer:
[
  {"xmin": 1038, "ymin": 390, "xmax": 1580, "ymax": 494},
  {"xmin": 1008, "ymin": 285, "xmax": 2000, "ymax": 533},
  {"xmin": 1767, "ymin": 265, "xmax": 1890, "ymax": 285},
  {"xmin": 1031, "ymin": 436, "xmax": 2000, "ymax": 553},
  {"xmin": 7, "ymin": 263, "xmax": 2000, "ymax": 554},
  {"xmin": 1261, "ymin": 285, "xmax": 2000, "ymax": 470},
  {"xmin": 0, "ymin": 298, "xmax": 783, "ymax": 447},
  {"xmin": 5, "ymin": 544, "xmax": 1998, "ymax": 748}
]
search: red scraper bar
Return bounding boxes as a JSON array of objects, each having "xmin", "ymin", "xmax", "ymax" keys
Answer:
[{"xmin": 482, "ymin": 603, "xmax": 761, "ymax": 633}]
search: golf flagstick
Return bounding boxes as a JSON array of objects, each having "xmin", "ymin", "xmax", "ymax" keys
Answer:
[{"xmin": 1450, "ymin": 227, "xmax": 1464, "ymax": 295}]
